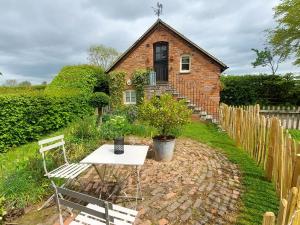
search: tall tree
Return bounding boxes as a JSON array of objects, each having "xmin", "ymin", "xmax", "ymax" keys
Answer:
[
  {"xmin": 87, "ymin": 45, "xmax": 120, "ymax": 70},
  {"xmin": 268, "ymin": 0, "xmax": 300, "ymax": 65},
  {"xmin": 251, "ymin": 46, "xmax": 287, "ymax": 75}
]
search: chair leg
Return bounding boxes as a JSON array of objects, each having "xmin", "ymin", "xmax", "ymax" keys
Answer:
[{"xmin": 37, "ymin": 194, "xmax": 55, "ymax": 211}]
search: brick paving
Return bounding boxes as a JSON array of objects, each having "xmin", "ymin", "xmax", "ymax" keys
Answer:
[
  {"xmin": 13, "ymin": 137, "xmax": 242, "ymax": 225},
  {"xmin": 79, "ymin": 137, "xmax": 242, "ymax": 225}
]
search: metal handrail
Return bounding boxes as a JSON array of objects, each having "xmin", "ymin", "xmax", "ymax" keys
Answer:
[{"xmin": 168, "ymin": 74, "xmax": 220, "ymax": 121}]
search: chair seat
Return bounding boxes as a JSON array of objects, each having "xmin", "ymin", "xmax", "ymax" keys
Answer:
[
  {"xmin": 70, "ymin": 203, "xmax": 138, "ymax": 225},
  {"xmin": 46, "ymin": 163, "xmax": 90, "ymax": 179}
]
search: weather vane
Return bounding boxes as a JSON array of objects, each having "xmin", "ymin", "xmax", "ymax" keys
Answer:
[{"xmin": 152, "ymin": 2, "xmax": 163, "ymax": 18}]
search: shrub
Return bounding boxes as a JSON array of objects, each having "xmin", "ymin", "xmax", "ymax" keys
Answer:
[
  {"xmin": 110, "ymin": 105, "xmax": 139, "ymax": 123},
  {"xmin": 89, "ymin": 92, "xmax": 110, "ymax": 108},
  {"xmin": 221, "ymin": 74, "xmax": 300, "ymax": 106},
  {"xmin": 100, "ymin": 115, "xmax": 129, "ymax": 140},
  {"xmin": 138, "ymin": 94, "xmax": 192, "ymax": 137},
  {"xmin": 0, "ymin": 85, "xmax": 46, "ymax": 95},
  {"xmin": 46, "ymin": 65, "xmax": 105, "ymax": 96},
  {"xmin": 0, "ymin": 93, "xmax": 93, "ymax": 152},
  {"xmin": 132, "ymin": 69, "xmax": 149, "ymax": 104},
  {"xmin": 68, "ymin": 116, "xmax": 100, "ymax": 144},
  {"xmin": 108, "ymin": 71, "xmax": 126, "ymax": 108}
]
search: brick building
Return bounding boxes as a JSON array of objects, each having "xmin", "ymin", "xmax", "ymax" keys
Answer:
[{"xmin": 106, "ymin": 19, "xmax": 228, "ymax": 120}]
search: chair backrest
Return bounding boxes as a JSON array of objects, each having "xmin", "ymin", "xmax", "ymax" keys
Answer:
[
  {"xmin": 52, "ymin": 183, "xmax": 136, "ymax": 225},
  {"xmin": 38, "ymin": 135, "xmax": 68, "ymax": 175}
]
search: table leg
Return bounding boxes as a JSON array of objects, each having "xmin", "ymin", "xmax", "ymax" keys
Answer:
[{"xmin": 135, "ymin": 166, "xmax": 142, "ymax": 207}]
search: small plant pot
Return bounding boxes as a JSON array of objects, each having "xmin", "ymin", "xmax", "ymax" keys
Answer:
[
  {"xmin": 153, "ymin": 135, "xmax": 176, "ymax": 161},
  {"xmin": 114, "ymin": 137, "xmax": 124, "ymax": 154}
]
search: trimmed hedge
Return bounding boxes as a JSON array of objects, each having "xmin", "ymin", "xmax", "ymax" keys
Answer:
[
  {"xmin": 0, "ymin": 93, "xmax": 93, "ymax": 152},
  {"xmin": 221, "ymin": 74, "xmax": 300, "ymax": 106},
  {"xmin": 0, "ymin": 65, "xmax": 106, "ymax": 152},
  {"xmin": 46, "ymin": 64, "xmax": 106, "ymax": 95}
]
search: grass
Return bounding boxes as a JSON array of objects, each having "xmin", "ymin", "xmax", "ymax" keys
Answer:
[
  {"xmin": 182, "ymin": 121, "xmax": 279, "ymax": 225},
  {"xmin": 289, "ymin": 129, "xmax": 300, "ymax": 141}
]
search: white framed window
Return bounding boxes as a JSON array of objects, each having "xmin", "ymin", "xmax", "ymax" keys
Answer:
[
  {"xmin": 124, "ymin": 90, "xmax": 136, "ymax": 104},
  {"xmin": 180, "ymin": 55, "xmax": 191, "ymax": 73}
]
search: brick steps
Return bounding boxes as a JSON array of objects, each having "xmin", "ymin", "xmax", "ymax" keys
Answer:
[{"xmin": 166, "ymin": 87, "xmax": 219, "ymax": 124}]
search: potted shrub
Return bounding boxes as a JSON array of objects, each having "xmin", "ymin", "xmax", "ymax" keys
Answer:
[
  {"xmin": 100, "ymin": 115, "xmax": 129, "ymax": 154},
  {"xmin": 139, "ymin": 94, "xmax": 191, "ymax": 161}
]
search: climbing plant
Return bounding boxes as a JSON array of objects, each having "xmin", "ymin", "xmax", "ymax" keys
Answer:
[
  {"xmin": 132, "ymin": 69, "xmax": 149, "ymax": 104},
  {"xmin": 108, "ymin": 71, "xmax": 126, "ymax": 108}
]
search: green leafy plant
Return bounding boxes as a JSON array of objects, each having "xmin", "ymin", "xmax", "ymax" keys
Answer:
[
  {"xmin": 108, "ymin": 71, "xmax": 126, "ymax": 109},
  {"xmin": 0, "ymin": 93, "xmax": 93, "ymax": 152},
  {"xmin": 100, "ymin": 115, "xmax": 129, "ymax": 140},
  {"xmin": 132, "ymin": 69, "xmax": 149, "ymax": 104},
  {"xmin": 90, "ymin": 92, "xmax": 110, "ymax": 124},
  {"xmin": 138, "ymin": 94, "xmax": 192, "ymax": 138}
]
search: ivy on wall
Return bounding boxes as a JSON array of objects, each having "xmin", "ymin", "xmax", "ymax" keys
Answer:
[
  {"xmin": 132, "ymin": 69, "xmax": 149, "ymax": 104},
  {"xmin": 108, "ymin": 71, "xmax": 126, "ymax": 108}
]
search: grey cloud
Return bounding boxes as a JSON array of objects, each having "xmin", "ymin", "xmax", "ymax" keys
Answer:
[{"xmin": 0, "ymin": 0, "xmax": 299, "ymax": 84}]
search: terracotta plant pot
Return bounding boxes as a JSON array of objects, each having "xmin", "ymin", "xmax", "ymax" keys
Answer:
[{"xmin": 152, "ymin": 135, "xmax": 176, "ymax": 161}]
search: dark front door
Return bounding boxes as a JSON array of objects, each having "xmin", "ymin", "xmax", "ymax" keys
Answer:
[{"xmin": 154, "ymin": 42, "xmax": 168, "ymax": 82}]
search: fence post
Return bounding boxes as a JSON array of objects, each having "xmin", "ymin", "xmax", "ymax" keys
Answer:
[
  {"xmin": 277, "ymin": 199, "xmax": 287, "ymax": 225},
  {"xmin": 292, "ymin": 155, "xmax": 300, "ymax": 187},
  {"xmin": 263, "ymin": 212, "xmax": 275, "ymax": 225},
  {"xmin": 286, "ymin": 187, "xmax": 299, "ymax": 225}
]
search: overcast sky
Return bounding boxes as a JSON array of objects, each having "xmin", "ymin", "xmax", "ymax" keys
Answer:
[{"xmin": 0, "ymin": 0, "xmax": 299, "ymax": 84}]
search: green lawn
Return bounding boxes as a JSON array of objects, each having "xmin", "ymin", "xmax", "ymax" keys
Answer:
[{"xmin": 182, "ymin": 121, "xmax": 279, "ymax": 225}]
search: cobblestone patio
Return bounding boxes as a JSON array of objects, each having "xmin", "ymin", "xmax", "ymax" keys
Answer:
[
  {"xmin": 80, "ymin": 137, "xmax": 242, "ymax": 225},
  {"xmin": 13, "ymin": 137, "xmax": 242, "ymax": 225}
]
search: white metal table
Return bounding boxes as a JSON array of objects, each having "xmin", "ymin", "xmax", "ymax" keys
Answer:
[{"xmin": 80, "ymin": 144, "xmax": 148, "ymax": 205}]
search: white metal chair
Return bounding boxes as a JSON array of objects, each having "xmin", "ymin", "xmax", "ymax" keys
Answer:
[
  {"xmin": 52, "ymin": 182, "xmax": 138, "ymax": 225},
  {"xmin": 38, "ymin": 134, "xmax": 90, "ymax": 210}
]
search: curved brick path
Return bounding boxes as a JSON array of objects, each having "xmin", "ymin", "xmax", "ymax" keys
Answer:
[
  {"xmin": 125, "ymin": 137, "xmax": 242, "ymax": 225},
  {"xmin": 12, "ymin": 137, "xmax": 242, "ymax": 225}
]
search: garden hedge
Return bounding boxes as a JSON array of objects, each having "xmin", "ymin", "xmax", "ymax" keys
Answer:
[
  {"xmin": 0, "ymin": 65, "xmax": 107, "ymax": 152},
  {"xmin": 0, "ymin": 93, "xmax": 93, "ymax": 152},
  {"xmin": 46, "ymin": 64, "xmax": 107, "ymax": 95},
  {"xmin": 221, "ymin": 74, "xmax": 300, "ymax": 106}
]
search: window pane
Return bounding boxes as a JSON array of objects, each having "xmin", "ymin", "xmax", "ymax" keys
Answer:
[
  {"xmin": 131, "ymin": 91, "xmax": 136, "ymax": 102},
  {"xmin": 126, "ymin": 96, "xmax": 131, "ymax": 102},
  {"xmin": 181, "ymin": 56, "xmax": 190, "ymax": 64},
  {"xmin": 181, "ymin": 63, "xmax": 190, "ymax": 71},
  {"xmin": 125, "ymin": 92, "xmax": 130, "ymax": 98},
  {"xmin": 156, "ymin": 46, "xmax": 161, "ymax": 53}
]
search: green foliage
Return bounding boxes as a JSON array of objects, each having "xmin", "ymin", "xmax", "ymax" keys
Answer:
[
  {"xmin": 0, "ymin": 155, "xmax": 49, "ymax": 209},
  {"xmin": 46, "ymin": 65, "xmax": 105, "ymax": 95},
  {"xmin": 100, "ymin": 115, "xmax": 129, "ymax": 140},
  {"xmin": 182, "ymin": 122, "xmax": 279, "ymax": 225},
  {"xmin": 109, "ymin": 105, "xmax": 139, "ymax": 123},
  {"xmin": 89, "ymin": 92, "xmax": 110, "ymax": 108},
  {"xmin": 221, "ymin": 74, "xmax": 300, "ymax": 106},
  {"xmin": 0, "ymin": 85, "xmax": 46, "ymax": 95},
  {"xmin": 18, "ymin": 81, "xmax": 32, "ymax": 87},
  {"xmin": 268, "ymin": 0, "xmax": 300, "ymax": 65},
  {"xmin": 132, "ymin": 69, "xmax": 149, "ymax": 104},
  {"xmin": 289, "ymin": 129, "xmax": 300, "ymax": 141},
  {"xmin": 68, "ymin": 116, "xmax": 100, "ymax": 144},
  {"xmin": 108, "ymin": 71, "xmax": 126, "ymax": 108},
  {"xmin": 0, "ymin": 196, "xmax": 6, "ymax": 224},
  {"xmin": 251, "ymin": 47, "xmax": 287, "ymax": 75},
  {"xmin": 0, "ymin": 93, "xmax": 93, "ymax": 152},
  {"xmin": 87, "ymin": 44, "xmax": 120, "ymax": 70},
  {"xmin": 138, "ymin": 94, "xmax": 192, "ymax": 137}
]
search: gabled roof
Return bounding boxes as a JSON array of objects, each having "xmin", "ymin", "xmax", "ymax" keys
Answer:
[{"xmin": 106, "ymin": 19, "xmax": 228, "ymax": 72}]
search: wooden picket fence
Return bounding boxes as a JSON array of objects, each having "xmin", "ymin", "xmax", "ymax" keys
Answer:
[
  {"xmin": 260, "ymin": 106, "xmax": 300, "ymax": 130},
  {"xmin": 219, "ymin": 104, "xmax": 300, "ymax": 225}
]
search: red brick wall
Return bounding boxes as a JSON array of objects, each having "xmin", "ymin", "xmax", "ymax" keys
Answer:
[{"xmin": 111, "ymin": 24, "xmax": 222, "ymax": 103}]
